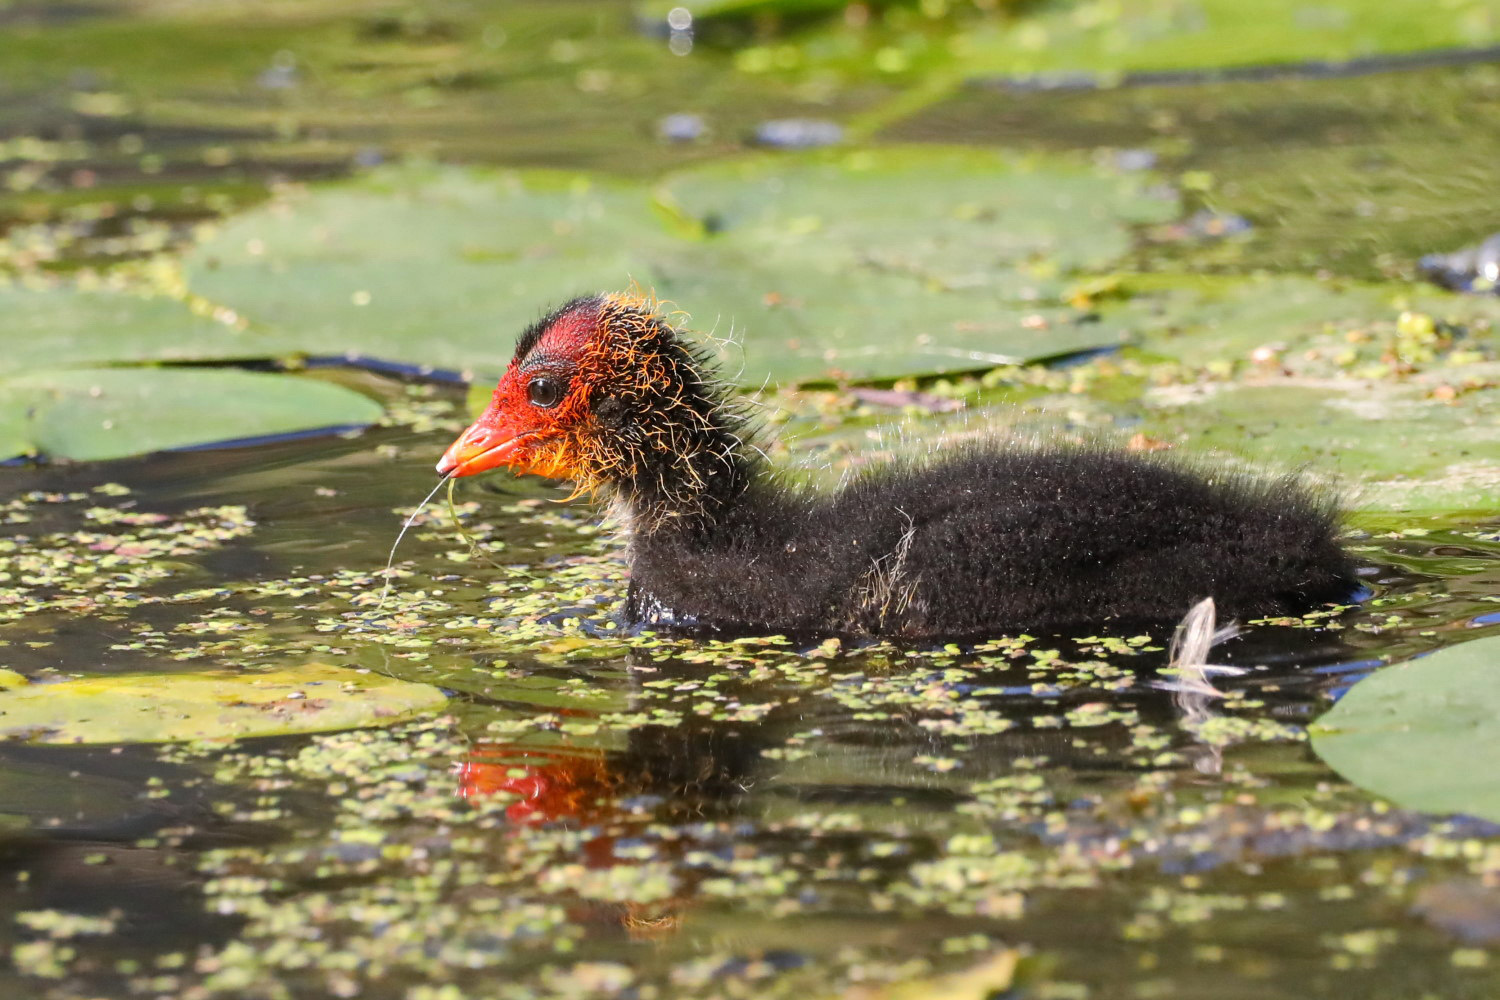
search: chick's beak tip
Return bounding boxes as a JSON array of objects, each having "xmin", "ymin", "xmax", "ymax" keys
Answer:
[{"xmin": 436, "ymin": 422, "xmax": 510, "ymax": 478}]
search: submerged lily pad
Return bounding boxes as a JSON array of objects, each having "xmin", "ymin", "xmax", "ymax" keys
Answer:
[
  {"xmin": 0, "ymin": 756, "xmax": 175, "ymax": 833},
  {"xmin": 0, "ymin": 663, "xmax": 447, "ymax": 745},
  {"xmin": 0, "ymin": 366, "xmax": 383, "ymax": 462},
  {"xmin": 1311, "ymin": 635, "xmax": 1500, "ymax": 823},
  {"xmin": 183, "ymin": 152, "xmax": 1175, "ymax": 384}
]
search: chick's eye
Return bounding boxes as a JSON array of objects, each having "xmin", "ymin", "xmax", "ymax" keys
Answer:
[{"xmin": 527, "ymin": 377, "xmax": 562, "ymax": 409}]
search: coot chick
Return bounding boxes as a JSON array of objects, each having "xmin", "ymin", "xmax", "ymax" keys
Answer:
[{"xmin": 437, "ymin": 293, "xmax": 1356, "ymax": 638}]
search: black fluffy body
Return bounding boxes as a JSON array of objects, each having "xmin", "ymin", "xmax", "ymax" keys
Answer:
[
  {"xmin": 520, "ymin": 296, "xmax": 1358, "ymax": 638},
  {"xmin": 626, "ymin": 447, "xmax": 1356, "ymax": 637}
]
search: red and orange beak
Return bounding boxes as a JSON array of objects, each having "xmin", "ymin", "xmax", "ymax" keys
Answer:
[
  {"xmin": 436, "ymin": 403, "xmax": 540, "ymax": 478},
  {"xmin": 438, "ymin": 374, "xmax": 584, "ymax": 481}
]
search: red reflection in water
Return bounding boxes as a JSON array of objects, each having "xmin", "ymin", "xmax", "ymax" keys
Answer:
[
  {"xmin": 457, "ymin": 743, "xmax": 617, "ymax": 825},
  {"xmin": 457, "ymin": 743, "xmax": 686, "ymax": 938}
]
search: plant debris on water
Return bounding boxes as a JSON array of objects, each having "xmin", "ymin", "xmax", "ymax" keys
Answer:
[{"xmin": 1, "ymin": 1, "xmax": 1499, "ymax": 998}]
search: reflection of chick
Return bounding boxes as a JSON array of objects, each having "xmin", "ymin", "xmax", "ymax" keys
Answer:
[
  {"xmin": 457, "ymin": 742, "xmax": 686, "ymax": 941},
  {"xmin": 440, "ymin": 293, "xmax": 1356, "ymax": 637},
  {"xmin": 457, "ymin": 744, "xmax": 617, "ymax": 825}
]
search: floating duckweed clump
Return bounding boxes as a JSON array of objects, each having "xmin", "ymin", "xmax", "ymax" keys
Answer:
[{"xmin": 0, "ymin": 485, "xmax": 255, "ymax": 624}]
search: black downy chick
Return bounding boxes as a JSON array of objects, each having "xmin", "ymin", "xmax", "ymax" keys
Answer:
[{"xmin": 437, "ymin": 293, "xmax": 1357, "ymax": 638}]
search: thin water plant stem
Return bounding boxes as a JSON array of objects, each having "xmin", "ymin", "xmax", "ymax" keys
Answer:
[
  {"xmin": 445, "ymin": 477, "xmax": 507, "ymax": 572},
  {"xmin": 377, "ymin": 474, "xmax": 454, "ymax": 611}
]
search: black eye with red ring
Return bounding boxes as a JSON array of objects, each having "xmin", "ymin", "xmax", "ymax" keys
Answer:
[{"xmin": 527, "ymin": 377, "xmax": 562, "ymax": 408}]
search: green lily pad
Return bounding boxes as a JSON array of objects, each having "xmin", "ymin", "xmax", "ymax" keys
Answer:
[
  {"xmin": 769, "ymin": 268, "xmax": 1499, "ymax": 510},
  {"xmin": 182, "ymin": 152, "xmax": 1175, "ymax": 385},
  {"xmin": 0, "ymin": 366, "xmax": 383, "ymax": 462},
  {"xmin": 1100, "ymin": 273, "xmax": 1398, "ymax": 366},
  {"xmin": 182, "ymin": 166, "xmax": 664, "ymax": 378},
  {"xmin": 1101, "ymin": 273, "xmax": 1500, "ymax": 367},
  {"xmin": 0, "ymin": 284, "xmax": 260, "ymax": 375},
  {"xmin": 0, "ymin": 663, "xmax": 448, "ymax": 745},
  {"xmin": 648, "ymin": 148, "xmax": 1176, "ymax": 380},
  {"xmin": 1311, "ymin": 635, "xmax": 1500, "ymax": 823},
  {"xmin": 1136, "ymin": 379, "xmax": 1500, "ymax": 512},
  {"xmin": 659, "ymin": 148, "xmax": 1170, "ymax": 277}
]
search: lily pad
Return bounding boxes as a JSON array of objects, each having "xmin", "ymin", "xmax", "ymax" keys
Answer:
[
  {"xmin": 0, "ymin": 663, "xmax": 448, "ymax": 745},
  {"xmin": 659, "ymin": 148, "xmax": 1169, "ymax": 277},
  {"xmin": 0, "ymin": 367, "xmax": 384, "ymax": 462},
  {"xmin": 1099, "ymin": 273, "xmax": 1404, "ymax": 366},
  {"xmin": 1135, "ymin": 379, "xmax": 1500, "ymax": 512},
  {"xmin": 182, "ymin": 166, "xmax": 665, "ymax": 378},
  {"xmin": 648, "ymin": 148, "xmax": 1176, "ymax": 380},
  {"xmin": 183, "ymin": 152, "xmax": 1176, "ymax": 385},
  {"xmin": 0, "ymin": 284, "xmax": 260, "ymax": 375},
  {"xmin": 1311, "ymin": 635, "xmax": 1500, "ymax": 823},
  {"xmin": 1087, "ymin": 272, "xmax": 1500, "ymax": 368}
]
